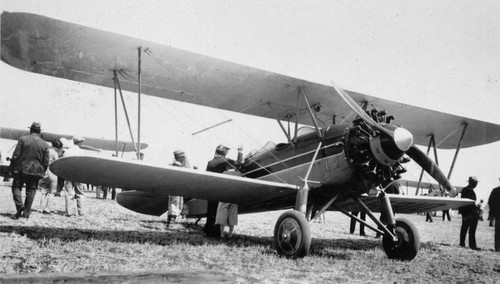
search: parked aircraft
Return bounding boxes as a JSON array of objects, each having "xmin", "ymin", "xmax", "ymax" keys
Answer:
[{"xmin": 3, "ymin": 12, "xmax": 500, "ymax": 260}]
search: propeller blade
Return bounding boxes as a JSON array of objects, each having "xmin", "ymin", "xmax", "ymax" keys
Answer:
[
  {"xmin": 406, "ymin": 145, "xmax": 457, "ymax": 197},
  {"xmin": 331, "ymin": 81, "xmax": 393, "ymax": 137}
]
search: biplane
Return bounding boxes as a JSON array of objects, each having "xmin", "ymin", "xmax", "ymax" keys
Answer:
[{"xmin": 3, "ymin": 12, "xmax": 500, "ymax": 260}]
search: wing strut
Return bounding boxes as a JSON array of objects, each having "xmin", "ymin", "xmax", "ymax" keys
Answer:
[
  {"xmin": 295, "ymin": 141, "xmax": 322, "ymax": 214},
  {"xmin": 447, "ymin": 122, "xmax": 468, "ymax": 179},
  {"xmin": 301, "ymin": 87, "xmax": 323, "ymax": 139},
  {"xmin": 113, "ymin": 70, "xmax": 139, "ymax": 155},
  {"xmin": 415, "ymin": 135, "xmax": 436, "ymax": 196},
  {"xmin": 415, "ymin": 122, "xmax": 468, "ymax": 196},
  {"xmin": 334, "ymin": 205, "xmax": 384, "ymax": 235}
]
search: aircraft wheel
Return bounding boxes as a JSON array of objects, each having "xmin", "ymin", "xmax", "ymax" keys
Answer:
[
  {"xmin": 274, "ymin": 210, "xmax": 311, "ymax": 258},
  {"xmin": 382, "ymin": 218, "xmax": 420, "ymax": 261}
]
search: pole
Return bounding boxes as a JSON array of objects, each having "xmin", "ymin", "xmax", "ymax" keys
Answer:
[
  {"xmin": 137, "ymin": 47, "xmax": 142, "ymax": 160},
  {"xmin": 113, "ymin": 70, "xmax": 118, "ymax": 157}
]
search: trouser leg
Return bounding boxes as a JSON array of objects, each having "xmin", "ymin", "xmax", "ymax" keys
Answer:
[
  {"xmin": 73, "ymin": 182, "xmax": 85, "ymax": 216},
  {"xmin": 205, "ymin": 201, "xmax": 220, "ymax": 237},
  {"xmin": 45, "ymin": 172, "xmax": 57, "ymax": 212},
  {"xmin": 102, "ymin": 187, "xmax": 108, "ymax": 199},
  {"xmin": 350, "ymin": 212, "xmax": 358, "ymax": 234},
  {"xmin": 468, "ymin": 217, "xmax": 479, "ymax": 248},
  {"xmin": 459, "ymin": 216, "xmax": 468, "ymax": 246},
  {"xmin": 23, "ymin": 176, "xmax": 40, "ymax": 218},
  {"xmin": 220, "ymin": 225, "xmax": 226, "ymax": 238},
  {"xmin": 43, "ymin": 193, "xmax": 53, "ymax": 212},
  {"xmin": 11, "ymin": 176, "xmax": 25, "ymax": 214},
  {"xmin": 63, "ymin": 180, "xmax": 74, "ymax": 215},
  {"xmin": 495, "ymin": 218, "xmax": 500, "ymax": 251}
]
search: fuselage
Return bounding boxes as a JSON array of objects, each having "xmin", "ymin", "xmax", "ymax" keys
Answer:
[{"xmin": 240, "ymin": 125, "xmax": 354, "ymax": 188}]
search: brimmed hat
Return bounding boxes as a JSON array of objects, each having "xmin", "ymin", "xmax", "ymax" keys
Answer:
[
  {"xmin": 28, "ymin": 122, "xmax": 41, "ymax": 133},
  {"xmin": 174, "ymin": 150, "xmax": 185, "ymax": 158},
  {"xmin": 215, "ymin": 144, "xmax": 230, "ymax": 155},
  {"xmin": 468, "ymin": 176, "xmax": 478, "ymax": 183}
]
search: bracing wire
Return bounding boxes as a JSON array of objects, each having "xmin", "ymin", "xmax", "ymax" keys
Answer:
[{"xmin": 141, "ymin": 47, "xmax": 316, "ymax": 184}]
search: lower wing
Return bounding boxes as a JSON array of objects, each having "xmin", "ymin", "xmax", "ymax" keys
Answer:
[
  {"xmin": 50, "ymin": 156, "xmax": 298, "ymax": 208},
  {"xmin": 333, "ymin": 194, "xmax": 474, "ymax": 214}
]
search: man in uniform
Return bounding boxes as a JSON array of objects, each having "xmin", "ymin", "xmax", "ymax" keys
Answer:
[
  {"xmin": 459, "ymin": 176, "xmax": 480, "ymax": 250},
  {"xmin": 9, "ymin": 122, "xmax": 49, "ymax": 219},
  {"xmin": 204, "ymin": 144, "xmax": 243, "ymax": 238},
  {"xmin": 488, "ymin": 179, "xmax": 500, "ymax": 251}
]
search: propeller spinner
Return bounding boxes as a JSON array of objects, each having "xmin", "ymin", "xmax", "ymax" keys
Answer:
[{"xmin": 332, "ymin": 83, "xmax": 457, "ymax": 197}]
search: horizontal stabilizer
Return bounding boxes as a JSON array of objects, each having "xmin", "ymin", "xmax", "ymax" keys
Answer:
[{"xmin": 116, "ymin": 191, "xmax": 169, "ymax": 216}]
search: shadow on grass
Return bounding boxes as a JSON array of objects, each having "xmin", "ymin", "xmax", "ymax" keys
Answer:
[{"xmin": 0, "ymin": 220, "xmax": 431, "ymax": 260}]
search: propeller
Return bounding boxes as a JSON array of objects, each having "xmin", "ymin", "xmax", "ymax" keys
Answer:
[
  {"xmin": 332, "ymin": 82, "xmax": 457, "ymax": 197},
  {"xmin": 406, "ymin": 146, "xmax": 457, "ymax": 196}
]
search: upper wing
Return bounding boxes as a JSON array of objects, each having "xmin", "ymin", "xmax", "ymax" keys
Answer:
[
  {"xmin": 2, "ymin": 12, "xmax": 500, "ymax": 149},
  {"xmin": 49, "ymin": 156, "xmax": 298, "ymax": 206},
  {"xmin": 0, "ymin": 127, "xmax": 147, "ymax": 152},
  {"xmin": 333, "ymin": 194, "xmax": 474, "ymax": 214}
]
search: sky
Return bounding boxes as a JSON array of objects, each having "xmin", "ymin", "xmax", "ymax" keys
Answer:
[{"xmin": 1, "ymin": 0, "xmax": 499, "ymax": 200}]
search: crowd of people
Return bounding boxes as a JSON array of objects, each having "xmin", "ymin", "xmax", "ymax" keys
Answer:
[{"xmin": 5, "ymin": 121, "xmax": 500, "ymax": 251}]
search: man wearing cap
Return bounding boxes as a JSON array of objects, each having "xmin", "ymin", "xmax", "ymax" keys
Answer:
[
  {"xmin": 459, "ymin": 176, "xmax": 480, "ymax": 250},
  {"xmin": 9, "ymin": 122, "xmax": 50, "ymax": 219},
  {"xmin": 488, "ymin": 179, "xmax": 500, "ymax": 251},
  {"xmin": 204, "ymin": 144, "xmax": 243, "ymax": 238},
  {"xmin": 166, "ymin": 150, "xmax": 190, "ymax": 228}
]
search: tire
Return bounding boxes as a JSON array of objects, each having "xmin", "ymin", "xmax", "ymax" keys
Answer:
[
  {"xmin": 382, "ymin": 218, "xmax": 420, "ymax": 261},
  {"xmin": 274, "ymin": 210, "xmax": 311, "ymax": 258}
]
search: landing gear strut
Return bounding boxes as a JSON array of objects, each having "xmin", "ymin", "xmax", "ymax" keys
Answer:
[{"xmin": 274, "ymin": 210, "xmax": 311, "ymax": 258}]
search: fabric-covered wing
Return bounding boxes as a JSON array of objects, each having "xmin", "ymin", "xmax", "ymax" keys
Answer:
[
  {"xmin": 0, "ymin": 127, "xmax": 147, "ymax": 152},
  {"xmin": 49, "ymin": 156, "xmax": 298, "ymax": 206},
  {"xmin": 396, "ymin": 179, "xmax": 464, "ymax": 193},
  {"xmin": 333, "ymin": 194, "xmax": 474, "ymax": 214},
  {"xmin": 2, "ymin": 12, "xmax": 500, "ymax": 149}
]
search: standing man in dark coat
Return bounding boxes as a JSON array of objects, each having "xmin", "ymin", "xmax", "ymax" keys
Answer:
[
  {"xmin": 9, "ymin": 122, "xmax": 49, "ymax": 219},
  {"xmin": 459, "ymin": 176, "xmax": 480, "ymax": 250},
  {"xmin": 488, "ymin": 181, "xmax": 500, "ymax": 252},
  {"xmin": 204, "ymin": 144, "xmax": 243, "ymax": 238}
]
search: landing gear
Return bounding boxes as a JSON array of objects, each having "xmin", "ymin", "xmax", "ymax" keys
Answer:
[
  {"xmin": 274, "ymin": 210, "xmax": 311, "ymax": 258},
  {"xmin": 382, "ymin": 218, "xmax": 420, "ymax": 261}
]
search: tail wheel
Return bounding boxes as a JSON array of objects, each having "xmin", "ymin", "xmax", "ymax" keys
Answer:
[
  {"xmin": 382, "ymin": 218, "xmax": 420, "ymax": 260},
  {"xmin": 274, "ymin": 210, "xmax": 311, "ymax": 258}
]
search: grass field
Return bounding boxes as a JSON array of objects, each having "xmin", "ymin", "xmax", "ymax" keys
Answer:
[{"xmin": 0, "ymin": 181, "xmax": 498, "ymax": 283}]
